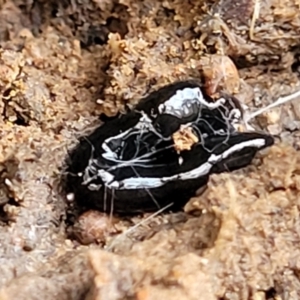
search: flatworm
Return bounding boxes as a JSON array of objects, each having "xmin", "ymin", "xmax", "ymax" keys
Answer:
[{"xmin": 64, "ymin": 81, "xmax": 274, "ymax": 214}]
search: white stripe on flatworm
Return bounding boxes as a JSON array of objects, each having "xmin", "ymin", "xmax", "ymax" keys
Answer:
[
  {"xmin": 100, "ymin": 138, "xmax": 266, "ymax": 190},
  {"xmin": 158, "ymin": 87, "xmax": 226, "ymax": 118}
]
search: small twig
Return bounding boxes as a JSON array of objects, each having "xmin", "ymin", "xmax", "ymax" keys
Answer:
[
  {"xmin": 245, "ymin": 89, "xmax": 300, "ymax": 123},
  {"xmin": 249, "ymin": 0, "xmax": 260, "ymax": 40},
  {"xmin": 106, "ymin": 202, "xmax": 173, "ymax": 251}
]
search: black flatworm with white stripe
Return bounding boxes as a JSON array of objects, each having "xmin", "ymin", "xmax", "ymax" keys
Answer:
[{"xmin": 64, "ymin": 81, "xmax": 274, "ymax": 214}]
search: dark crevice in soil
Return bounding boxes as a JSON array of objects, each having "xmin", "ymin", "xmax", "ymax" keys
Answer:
[
  {"xmin": 291, "ymin": 48, "xmax": 300, "ymax": 76},
  {"xmin": 0, "ymin": 197, "xmax": 20, "ymax": 224},
  {"xmin": 265, "ymin": 287, "xmax": 277, "ymax": 299},
  {"xmin": 2, "ymin": 98, "xmax": 30, "ymax": 126},
  {"xmin": 16, "ymin": 0, "xmax": 130, "ymax": 48}
]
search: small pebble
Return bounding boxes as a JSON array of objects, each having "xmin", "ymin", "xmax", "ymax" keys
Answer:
[{"xmin": 72, "ymin": 210, "xmax": 119, "ymax": 245}]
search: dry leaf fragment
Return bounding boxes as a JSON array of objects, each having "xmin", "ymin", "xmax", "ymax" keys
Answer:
[{"xmin": 172, "ymin": 126, "xmax": 199, "ymax": 152}]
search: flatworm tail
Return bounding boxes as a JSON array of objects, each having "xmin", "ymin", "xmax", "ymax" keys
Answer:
[{"xmin": 208, "ymin": 132, "xmax": 274, "ymax": 174}]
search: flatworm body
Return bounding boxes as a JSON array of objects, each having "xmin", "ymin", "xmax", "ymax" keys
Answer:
[{"xmin": 64, "ymin": 81, "xmax": 274, "ymax": 214}]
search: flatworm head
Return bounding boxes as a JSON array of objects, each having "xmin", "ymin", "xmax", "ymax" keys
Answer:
[
  {"xmin": 64, "ymin": 81, "xmax": 274, "ymax": 214},
  {"xmin": 135, "ymin": 81, "xmax": 244, "ymax": 138}
]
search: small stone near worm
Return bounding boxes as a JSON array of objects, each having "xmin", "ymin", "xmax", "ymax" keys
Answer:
[{"xmin": 72, "ymin": 210, "xmax": 119, "ymax": 245}]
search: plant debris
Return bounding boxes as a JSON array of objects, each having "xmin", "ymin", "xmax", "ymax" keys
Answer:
[{"xmin": 173, "ymin": 125, "xmax": 199, "ymax": 152}]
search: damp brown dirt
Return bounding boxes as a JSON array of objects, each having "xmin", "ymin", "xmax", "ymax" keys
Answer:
[{"xmin": 0, "ymin": 1, "xmax": 300, "ymax": 299}]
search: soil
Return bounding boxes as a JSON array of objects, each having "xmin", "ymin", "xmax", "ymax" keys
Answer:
[{"xmin": 0, "ymin": 0, "xmax": 300, "ymax": 299}]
